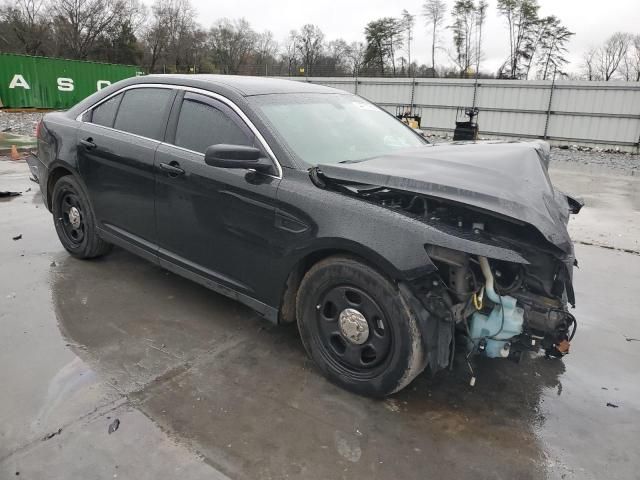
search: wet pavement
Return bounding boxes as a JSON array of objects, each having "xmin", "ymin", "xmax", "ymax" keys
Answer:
[{"xmin": 1, "ymin": 157, "xmax": 639, "ymax": 479}]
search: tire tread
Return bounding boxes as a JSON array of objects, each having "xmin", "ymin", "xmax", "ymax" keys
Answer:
[
  {"xmin": 52, "ymin": 175, "xmax": 112, "ymax": 259},
  {"xmin": 296, "ymin": 254, "xmax": 425, "ymax": 397}
]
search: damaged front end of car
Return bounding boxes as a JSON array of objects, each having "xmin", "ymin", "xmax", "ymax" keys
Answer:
[{"xmin": 312, "ymin": 141, "xmax": 582, "ymax": 380}]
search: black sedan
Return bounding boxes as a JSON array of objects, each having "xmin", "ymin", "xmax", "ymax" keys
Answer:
[{"xmin": 32, "ymin": 75, "xmax": 580, "ymax": 396}]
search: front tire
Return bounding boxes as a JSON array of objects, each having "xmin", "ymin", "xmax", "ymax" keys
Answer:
[
  {"xmin": 52, "ymin": 175, "xmax": 111, "ymax": 259},
  {"xmin": 296, "ymin": 256, "xmax": 425, "ymax": 397}
]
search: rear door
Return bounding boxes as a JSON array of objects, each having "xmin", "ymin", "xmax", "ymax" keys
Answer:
[
  {"xmin": 78, "ymin": 86, "xmax": 176, "ymax": 253},
  {"xmin": 154, "ymin": 91, "xmax": 281, "ymax": 305}
]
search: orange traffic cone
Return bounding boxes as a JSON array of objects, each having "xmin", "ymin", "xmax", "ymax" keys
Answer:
[{"xmin": 10, "ymin": 145, "xmax": 20, "ymax": 161}]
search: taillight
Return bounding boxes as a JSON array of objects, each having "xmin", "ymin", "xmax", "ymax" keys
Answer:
[{"xmin": 35, "ymin": 120, "xmax": 41, "ymax": 138}]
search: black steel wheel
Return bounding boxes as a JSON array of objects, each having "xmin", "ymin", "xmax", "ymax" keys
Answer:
[
  {"xmin": 58, "ymin": 189, "xmax": 86, "ymax": 246},
  {"xmin": 297, "ymin": 255, "xmax": 426, "ymax": 397},
  {"xmin": 315, "ymin": 285, "xmax": 393, "ymax": 374},
  {"xmin": 52, "ymin": 175, "xmax": 112, "ymax": 259}
]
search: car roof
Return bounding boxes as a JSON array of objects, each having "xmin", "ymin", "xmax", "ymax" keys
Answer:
[{"xmin": 141, "ymin": 74, "xmax": 342, "ymax": 97}]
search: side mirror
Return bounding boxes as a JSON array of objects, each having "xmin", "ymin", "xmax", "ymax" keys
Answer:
[{"xmin": 204, "ymin": 144, "xmax": 274, "ymax": 174}]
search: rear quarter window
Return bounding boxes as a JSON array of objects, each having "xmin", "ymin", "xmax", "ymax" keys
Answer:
[
  {"xmin": 90, "ymin": 93, "xmax": 122, "ymax": 128},
  {"xmin": 113, "ymin": 88, "xmax": 174, "ymax": 141}
]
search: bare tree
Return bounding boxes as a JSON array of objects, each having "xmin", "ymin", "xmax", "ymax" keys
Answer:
[
  {"xmin": 164, "ymin": 0, "xmax": 197, "ymax": 72},
  {"xmin": 295, "ymin": 24, "xmax": 324, "ymax": 76},
  {"xmin": 51, "ymin": 0, "xmax": 129, "ymax": 59},
  {"xmin": 209, "ymin": 18, "xmax": 257, "ymax": 74},
  {"xmin": 98, "ymin": 0, "xmax": 147, "ymax": 64},
  {"xmin": 401, "ymin": 9, "xmax": 415, "ymax": 73},
  {"xmin": 252, "ymin": 30, "xmax": 278, "ymax": 74},
  {"xmin": 581, "ymin": 47, "xmax": 598, "ymax": 80},
  {"xmin": 0, "ymin": 0, "xmax": 50, "ymax": 55},
  {"xmin": 142, "ymin": 0, "xmax": 169, "ymax": 72},
  {"xmin": 596, "ymin": 32, "xmax": 632, "ymax": 81},
  {"xmin": 619, "ymin": 34, "xmax": 640, "ymax": 81},
  {"xmin": 114, "ymin": 0, "xmax": 146, "ymax": 35},
  {"xmin": 323, "ymin": 38, "xmax": 350, "ymax": 74},
  {"xmin": 423, "ymin": 0, "xmax": 447, "ymax": 73},
  {"xmin": 346, "ymin": 41, "xmax": 365, "ymax": 75},
  {"xmin": 282, "ymin": 30, "xmax": 298, "ymax": 76},
  {"xmin": 632, "ymin": 35, "xmax": 640, "ymax": 81},
  {"xmin": 255, "ymin": 31, "xmax": 278, "ymax": 61},
  {"xmin": 188, "ymin": 28, "xmax": 209, "ymax": 73}
]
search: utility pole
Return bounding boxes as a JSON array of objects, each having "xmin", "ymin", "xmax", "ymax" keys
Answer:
[
  {"xmin": 472, "ymin": 2, "xmax": 487, "ymax": 109},
  {"xmin": 544, "ymin": 64, "xmax": 558, "ymax": 139}
]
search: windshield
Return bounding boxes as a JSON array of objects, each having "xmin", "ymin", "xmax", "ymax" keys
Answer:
[{"xmin": 251, "ymin": 93, "xmax": 427, "ymax": 165}]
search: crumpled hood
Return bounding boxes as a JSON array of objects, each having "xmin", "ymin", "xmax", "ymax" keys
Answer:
[{"xmin": 317, "ymin": 141, "xmax": 575, "ymax": 254}]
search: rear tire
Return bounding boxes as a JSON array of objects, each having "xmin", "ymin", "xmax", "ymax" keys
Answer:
[
  {"xmin": 296, "ymin": 255, "xmax": 425, "ymax": 397},
  {"xmin": 52, "ymin": 175, "xmax": 112, "ymax": 259}
]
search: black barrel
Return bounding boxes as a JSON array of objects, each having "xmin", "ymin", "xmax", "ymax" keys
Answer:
[{"xmin": 453, "ymin": 121, "xmax": 479, "ymax": 141}]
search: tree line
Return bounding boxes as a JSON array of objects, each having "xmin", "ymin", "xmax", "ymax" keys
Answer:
[
  {"xmin": 582, "ymin": 33, "xmax": 640, "ymax": 81},
  {"xmin": 0, "ymin": 0, "xmax": 638, "ymax": 80}
]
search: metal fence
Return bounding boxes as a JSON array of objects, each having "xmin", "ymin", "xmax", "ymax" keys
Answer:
[
  {"xmin": 282, "ymin": 77, "xmax": 640, "ymax": 153},
  {"xmin": 0, "ymin": 53, "xmax": 140, "ymax": 109}
]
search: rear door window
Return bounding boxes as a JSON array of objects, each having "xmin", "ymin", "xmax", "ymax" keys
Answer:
[
  {"xmin": 113, "ymin": 88, "xmax": 174, "ymax": 141},
  {"xmin": 174, "ymin": 93, "xmax": 252, "ymax": 153},
  {"xmin": 90, "ymin": 93, "xmax": 122, "ymax": 128}
]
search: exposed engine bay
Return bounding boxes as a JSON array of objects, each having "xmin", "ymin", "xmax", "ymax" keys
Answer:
[
  {"xmin": 311, "ymin": 139, "xmax": 582, "ymax": 381},
  {"xmin": 350, "ymin": 188, "xmax": 576, "ymax": 362}
]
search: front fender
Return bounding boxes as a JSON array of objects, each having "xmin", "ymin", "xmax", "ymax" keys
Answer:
[
  {"xmin": 282, "ymin": 236, "xmax": 437, "ymax": 284},
  {"xmin": 276, "ymin": 176, "xmax": 529, "ymax": 286}
]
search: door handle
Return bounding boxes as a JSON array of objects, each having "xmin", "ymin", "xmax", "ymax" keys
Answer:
[
  {"xmin": 80, "ymin": 138, "xmax": 97, "ymax": 150},
  {"xmin": 159, "ymin": 161, "xmax": 185, "ymax": 176}
]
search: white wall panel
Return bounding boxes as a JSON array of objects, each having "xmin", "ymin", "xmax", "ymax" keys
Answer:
[{"xmin": 279, "ymin": 77, "xmax": 640, "ymax": 151}]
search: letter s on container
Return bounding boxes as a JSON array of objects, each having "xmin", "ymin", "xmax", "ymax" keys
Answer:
[{"xmin": 57, "ymin": 77, "xmax": 74, "ymax": 92}]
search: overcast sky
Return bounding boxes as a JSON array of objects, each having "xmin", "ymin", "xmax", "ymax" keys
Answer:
[{"xmin": 192, "ymin": 0, "xmax": 640, "ymax": 75}]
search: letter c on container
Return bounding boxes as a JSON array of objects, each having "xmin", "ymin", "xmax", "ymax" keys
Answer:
[{"xmin": 97, "ymin": 80, "xmax": 111, "ymax": 90}]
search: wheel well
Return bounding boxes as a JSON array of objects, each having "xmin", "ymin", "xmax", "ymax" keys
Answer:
[
  {"xmin": 46, "ymin": 166, "xmax": 73, "ymax": 210},
  {"xmin": 278, "ymin": 248, "xmax": 392, "ymax": 324}
]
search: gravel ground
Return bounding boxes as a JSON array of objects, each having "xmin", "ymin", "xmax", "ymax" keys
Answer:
[
  {"xmin": 551, "ymin": 147, "xmax": 639, "ymax": 176},
  {"xmin": 0, "ymin": 110, "xmax": 46, "ymax": 137},
  {"xmin": 424, "ymin": 132, "xmax": 640, "ymax": 175},
  {"xmin": 1, "ymin": 110, "xmax": 638, "ymax": 174}
]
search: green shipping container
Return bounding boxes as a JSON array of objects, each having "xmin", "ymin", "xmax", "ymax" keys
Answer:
[{"xmin": 0, "ymin": 53, "xmax": 141, "ymax": 109}]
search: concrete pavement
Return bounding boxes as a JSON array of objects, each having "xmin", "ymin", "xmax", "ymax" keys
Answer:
[{"xmin": 1, "ymin": 157, "xmax": 639, "ymax": 479}]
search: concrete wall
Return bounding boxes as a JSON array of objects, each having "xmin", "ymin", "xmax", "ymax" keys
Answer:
[{"xmin": 281, "ymin": 77, "xmax": 640, "ymax": 153}]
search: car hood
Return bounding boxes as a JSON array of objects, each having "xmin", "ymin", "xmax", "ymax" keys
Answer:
[{"xmin": 317, "ymin": 141, "xmax": 575, "ymax": 254}]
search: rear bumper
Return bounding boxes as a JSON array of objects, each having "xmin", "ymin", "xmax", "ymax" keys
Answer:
[
  {"xmin": 26, "ymin": 153, "xmax": 50, "ymax": 209},
  {"xmin": 25, "ymin": 153, "xmax": 41, "ymax": 183}
]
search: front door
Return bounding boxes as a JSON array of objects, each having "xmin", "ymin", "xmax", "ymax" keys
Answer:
[{"xmin": 154, "ymin": 92, "xmax": 281, "ymax": 307}]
